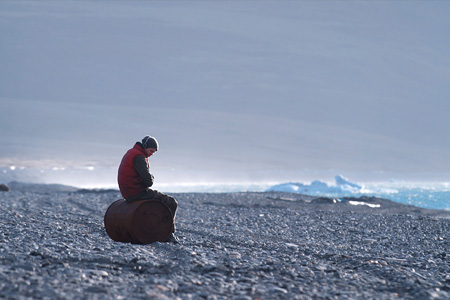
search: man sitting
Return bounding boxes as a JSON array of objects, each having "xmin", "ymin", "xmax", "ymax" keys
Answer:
[{"xmin": 118, "ymin": 136, "xmax": 179, "ymax": 243}]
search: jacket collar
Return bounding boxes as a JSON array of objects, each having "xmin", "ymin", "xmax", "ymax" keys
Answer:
[{"xmin": 133, "ymin": 142, "xmax": 148, "ymax": 157}]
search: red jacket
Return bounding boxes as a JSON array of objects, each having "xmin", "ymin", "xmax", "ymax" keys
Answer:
[{"xmin": 117, "ymin": 143, "xmax": 149, "ymax": 198}]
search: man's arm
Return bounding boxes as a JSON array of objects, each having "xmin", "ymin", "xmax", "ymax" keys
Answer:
[{"xmin": 133, "ymin": 155, "xmax": 154, "ymax": 187}]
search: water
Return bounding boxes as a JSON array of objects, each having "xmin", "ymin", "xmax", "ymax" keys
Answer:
[
  {"xmin": 362, "ymin": 182, "xmax": 450, "ymax": 211},
  {"xmin": 1, "ymin": 166, "xmax": 449, "ymax": 211},
  {"xmin": 157, "ymin": 181, "xmax": 450, "ymax": 211}
]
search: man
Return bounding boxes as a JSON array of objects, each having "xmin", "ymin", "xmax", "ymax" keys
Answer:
[{"xmin": 118, "ymin": 136, "xmax": 179, "ymax": 244}]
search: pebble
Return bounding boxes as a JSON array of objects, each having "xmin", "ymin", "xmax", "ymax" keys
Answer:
[
  {"xmin": 0, "ymin": 189, "xmax": 450, "ymax": 299},
  {"xmin": 228, "ymin": 252, "xmax": 241, "ymax": 259},
  {"xmin": 285, "ymin": 243, "xmax": 299, "ymax": 249}
]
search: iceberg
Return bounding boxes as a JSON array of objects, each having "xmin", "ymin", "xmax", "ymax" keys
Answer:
[{"xmin": 266, "ymin": 175, "xmax": 364, "ymax": 195}]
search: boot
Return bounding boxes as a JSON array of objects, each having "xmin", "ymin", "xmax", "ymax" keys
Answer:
[{"xmin": 166, "ymin": 233, "xmax": 180, "ymax": 244}]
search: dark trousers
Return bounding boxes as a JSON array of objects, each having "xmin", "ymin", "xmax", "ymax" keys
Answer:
[{"xmin": 126, "ymin": 189, "xmax": 178, "ymax": 232}]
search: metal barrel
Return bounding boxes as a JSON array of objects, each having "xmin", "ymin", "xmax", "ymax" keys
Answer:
[{"xmin": 104, "ymin": 199, "xmax": 173, "ymax": 244}]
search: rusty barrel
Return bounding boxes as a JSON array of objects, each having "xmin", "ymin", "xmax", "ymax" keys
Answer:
[{"xmin": 104, "ymin": 199, "xmax": 173, "ymax": 244}]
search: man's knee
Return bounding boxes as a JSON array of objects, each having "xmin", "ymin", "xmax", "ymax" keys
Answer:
[
  {"xmin": 127, "ymin": 190, "xmax": 177, "ymax": 214},
  {"xmin": 163, "ymin": 195, "xmax": 177, "ymax": 211},
  {"xmin": 169, "ymin": 196, "xmax": 178, "ymax": 209}
]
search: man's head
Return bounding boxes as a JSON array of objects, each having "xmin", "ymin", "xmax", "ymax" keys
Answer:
[{"xmin": 142, "ymin": 136, "xmax": 158, "ymax": 157}]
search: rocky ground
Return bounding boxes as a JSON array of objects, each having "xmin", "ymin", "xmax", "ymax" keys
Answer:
[{"xmin": 1, "ymin": 185, "xmax": 450, "ymax": 299}]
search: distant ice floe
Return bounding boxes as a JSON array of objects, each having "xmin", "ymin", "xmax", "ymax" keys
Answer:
[
  {"xmin": 348, "ymin": 201, "xmax": 381, "ymax": 208},
  {"xmin": 266, "ymin": 175, "xmax": 366, "ymax": 195}
]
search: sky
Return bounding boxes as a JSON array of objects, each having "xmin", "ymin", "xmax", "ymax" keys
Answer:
[{"xmin": 1, "ymin": 1, "xmax": 450, "ymax": 187}]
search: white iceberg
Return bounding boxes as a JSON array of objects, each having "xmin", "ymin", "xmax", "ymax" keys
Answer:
[{"xmin": 266, "ymin": 175, "xmax": 364, "ymax": 195}]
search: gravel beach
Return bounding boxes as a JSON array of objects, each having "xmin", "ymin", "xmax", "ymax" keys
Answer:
[{"xmin": 1, "ymin": 185, "xmax": 450, "ymax": 299}]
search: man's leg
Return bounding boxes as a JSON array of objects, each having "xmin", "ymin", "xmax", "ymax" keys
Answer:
[
  {"xmin": 125, "ymin": 190, "xmax": 177, "ymax": 217},
  {"xmin": 126, "ymin": 190, "xmax": 178, "ymax": 234},
  {"xmin": 151, "ymin": 190, "xmax": 178, "ymax": 219}
]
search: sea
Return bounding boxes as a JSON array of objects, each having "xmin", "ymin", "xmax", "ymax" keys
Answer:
[
  {"xmin": 1, "ymin": 167, "xmax": 449, "ymax": 211},
  {"xmin": 157, "ymin": 178, "xmax": 450, "ymax": 212}
]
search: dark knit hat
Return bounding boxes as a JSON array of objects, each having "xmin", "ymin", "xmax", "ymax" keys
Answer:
[{"xmin": 142, "ymin": 136, "xmax": 158, "ymax": 150}]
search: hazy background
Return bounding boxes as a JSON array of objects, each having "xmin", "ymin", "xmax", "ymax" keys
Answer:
[{"xmin": 1, "ymin": 1, "xmax": 449, "ymax": 188}]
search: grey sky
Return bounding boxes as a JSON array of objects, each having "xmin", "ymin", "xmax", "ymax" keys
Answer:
[{"xmin": 1, "ymin": 1, "xmax": 449, "ymax": 185}]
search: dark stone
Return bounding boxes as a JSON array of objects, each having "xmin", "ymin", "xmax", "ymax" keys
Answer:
[{"xmin": 0, "ymin": 184, "xmax": 10, "ymax": 192}]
